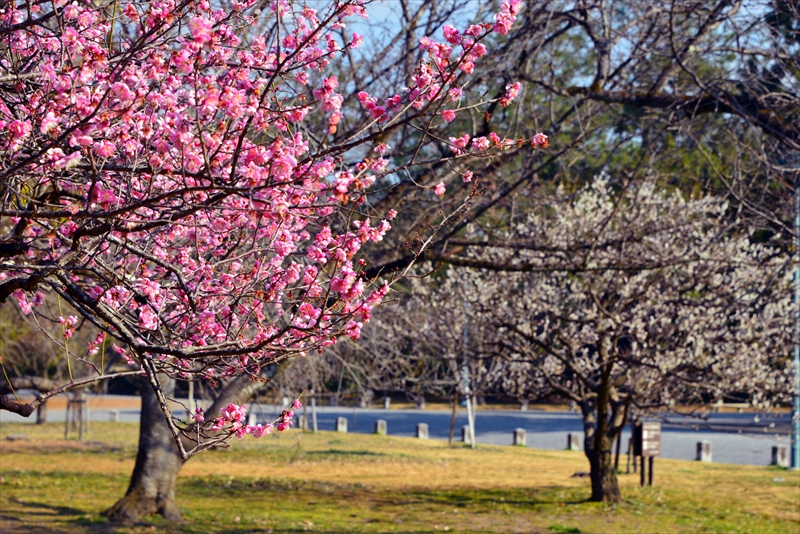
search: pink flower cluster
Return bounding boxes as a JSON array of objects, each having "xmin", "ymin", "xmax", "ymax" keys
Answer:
[
  {"xmin": 207, "ymin": 399, "xmax": 303, "ymax": 439},
  {"xmin": 0, "ymin": 0, "xmax": 535, "ymax": 423},
  {"xmin": 493, "ymin": 0, "xmax": 522, "ymax": 35}
]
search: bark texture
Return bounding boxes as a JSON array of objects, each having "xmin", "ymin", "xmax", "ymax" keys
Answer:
[
  {"xmin": 587, "ymin": 435, "xmax": 621, "ymax": 502},
  {"xmin": 106, "ymin": 376, "xmax": 183, "ymax": 523},
  {"xmin": 581, "ymin": 380, "xmax": 626, "ymax": 503},
  {"xmin": 107, "ymin": 366, "xmax": 276, "ymax": 523}
]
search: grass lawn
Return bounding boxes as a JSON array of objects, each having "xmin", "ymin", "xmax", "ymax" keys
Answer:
[{"xmin": 0, "ymin": 422, "xmax": 798, "ymax": 533}]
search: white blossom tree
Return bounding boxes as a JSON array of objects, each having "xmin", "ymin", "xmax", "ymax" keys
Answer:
[{"xmin": 432, "ymin": 177, "xmax": 792, "ymax": 502}]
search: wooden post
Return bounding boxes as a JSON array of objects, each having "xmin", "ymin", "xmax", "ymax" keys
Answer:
[
  {"xmin": 448, "ymin": 393, "xmax": 457, "ymax": 446},
  {"xmin": 648, "ymin": 457, "xmax": 654, "ymax": 486},
  {"xmin": 77, "ymin": 397, "xmax": 84, "ymax": 441},
  {"xmin": 64, "ymin": 400, "xmax": 70, "ymax": 439},
  {"xmin": 36, "ymin": 401, "xmax": 47, "ymax": 424},
  {"xmin": 626, "ymin": 438, "xmax": 633, "ymax": 474},
  {"xmin": 640, "ymin": 456, "xmax": 646, "ymax": 487},
  {"xmin": 614, "ymin": 430, "xmax": 622, "ymax": 471}
]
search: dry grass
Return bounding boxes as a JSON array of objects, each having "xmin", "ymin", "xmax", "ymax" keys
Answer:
[{"xmin": 0, "ymin": 422, "xmax": 798, "ymax": 533}]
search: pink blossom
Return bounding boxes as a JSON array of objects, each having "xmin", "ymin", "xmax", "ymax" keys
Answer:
[
  {"xmin": 8, "ymin": 120, "xmax": 32, "ymax": 140},
  {"xmin": 472, "ymin": 136, "xmax": 490, "ymax": 151},
  {"xmin": 441, "ymin": 109, "xmax": 456, "ymax": 122},
  {"xmin": 462, "ymin": 171, "xmax": 474, "ymax": 183},
  {"xmin": 434, "ymin": 182, "xmax": 446, "ymax": 196},
  {"xmin": 532, "ymin": 133, "xmax": 549, "ymax": 148},
  {"xmin": 500, "ymin": 82, "xmax": 521, "ymax": 107},
  {"xmin": 111, "ymin": 82, "xmax": 133, "ymax": 104},
  {"xmin": 139, "ymin": 307, "xmax": 159, "ymax": 330},
  {"xmin": 93, "ymin": 140, "xmax": 116, "ymax": 157},
  {"xmin": 192, "ymin": 407, "xmax": 205, "ymax": 423},
  {"xmin": 189, "ymin": 17, "xmax": 214, "ymax": 44},
  {"xmin": 442, "ymin": 25, "xmax": 461, "ymax": 44}
]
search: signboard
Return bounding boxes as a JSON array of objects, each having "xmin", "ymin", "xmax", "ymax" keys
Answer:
[{"xmin": 633, "ymin": 421, "xmax": 662, "ymax": 457}]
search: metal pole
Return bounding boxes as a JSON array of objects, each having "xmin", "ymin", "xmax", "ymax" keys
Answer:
[
  {"xmin": 188, "ymin": 379, "xmax": 194, "ymax": 411},
  {"xmin": 463, "ymin": 362, "xmax": 475, "ymax": 449},
  {"xmin": 461, "ymin": 295, "xmax": 476, "ymax": 449},
  {"xmin": 310, "ymin": 388, "xmax": 318, "ymax": 433},
  {"xmin": 792, "ymin": 179, "xmax": 799, "ymax": 470}
]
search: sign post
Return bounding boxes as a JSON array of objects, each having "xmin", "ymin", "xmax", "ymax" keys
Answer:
[{"xmin": 633, "ymin": 421, "xmax": 661, "ymax": 486}]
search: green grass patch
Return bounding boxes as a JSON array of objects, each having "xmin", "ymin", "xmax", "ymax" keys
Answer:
[{"xmin": 0, "ymin": 422, "xmax": 798, "ymax": 533}]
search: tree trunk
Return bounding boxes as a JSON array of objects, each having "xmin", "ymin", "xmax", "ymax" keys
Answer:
[
  {"xmin": 106, "ymin": 376, "xmax": 183, "ymax": 523},
  {"xmin": 587, "ymin": 436, "xmax": 621, "ymax": 502},
  {"xmin": 581, "ymin": 378, "xmax": 623, "ymax": 503},
  {"xmin": 107, "ymin": 366, "xmax": 277, "ymax": 523},
  {"xmin": 36, "ymin": 401, "xmax": 46, "ymax": 424}
]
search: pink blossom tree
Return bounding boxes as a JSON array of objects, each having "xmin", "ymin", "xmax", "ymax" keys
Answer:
[{"xmin": 0, "ymin": 0, "xmax": 538, "ymax": 521}]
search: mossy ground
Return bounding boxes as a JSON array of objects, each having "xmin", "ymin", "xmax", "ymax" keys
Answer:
[{"xmin": 0, "ymin": 422, "xmax": 798, "ymax": 533}]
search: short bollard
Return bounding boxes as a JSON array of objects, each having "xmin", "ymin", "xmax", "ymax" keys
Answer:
[
  {"xmin": 375, "ymin": 419, "xmax": 387, "ymax": 435},
  {"xmin": 772, "ymin": 445, "xmax": 789, "ymax": 468},
  {"xmin": 297, "ymin": 414, "xmax": 309, "ymax": 431},
  {"xmin": 281, "ymin": 396, "xmax": 290, "ymax": 409},
  {"xmin": 336, "ymin": 417, "xmax": 348, "ymax": 433},
  {"xmin": 696, "ymin": 440, "xmax": 712, "ymax": 462},
  {"xmin": 567, "ymin": 433, "xmax": 581, "ymax": 451},
  {"xmin": 416, "ymin": 423, "xmax": 429, "ymax": 439},
  {"xmin": 461, "ymin": 425, "xmax": 472, "ymax": 444},
  {"xmin": 383, "ymin": 397, "xmax": 391, "ymax": 409},
  {"xmin": 520, "ymin": 399, "xmax": 529, "ymax": 411},
  {"xmin": 109, "ymin": 409, "xmax": 119, "ymax": 423},
  {"xmin": 416, "ymin": 399, "xmax": 426, "ymax": 410},
  {"xmin": 513, "ymin": 428, "xmax": 526, "ymax": 447},
  {"xmin": 247, "ymin": 411, "xmax": 257, "ymax": 426}
]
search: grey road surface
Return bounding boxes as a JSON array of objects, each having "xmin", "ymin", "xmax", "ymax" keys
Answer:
[{"xmin": 3, "ymin": 396, "xmax": 789, "ymax": 467}]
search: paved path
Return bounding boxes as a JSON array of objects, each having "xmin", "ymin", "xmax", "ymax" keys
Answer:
[
  {"xmin": 269, "ymin": 406, "xmax": 791, "ymax": 466},
  {"xmin": 1, "ymin": 395, "xmax": 791, "ymax": 467}
]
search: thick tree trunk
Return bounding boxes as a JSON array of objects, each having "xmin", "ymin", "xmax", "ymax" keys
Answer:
[
  {"xmin": 581, "ymin": 371, "xmax": 623, "ymax": 503},
  {"xmin": 107, "ymin": 367, "xmax": 277, "ymax": 523},
  {"xmin": 587, "ymin": 437, "xmax": 621, "ymax": 502},
  {"xmin": 106, "ymin": 376, "xmax": 183, "ymax": 523}
]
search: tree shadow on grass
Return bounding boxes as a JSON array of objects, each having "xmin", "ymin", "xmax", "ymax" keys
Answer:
[
  {"xmin": 9, "ymin": 498, "xmax": 86, "ymax": 517},
  {"xmin": 2, "ymin": 501, "xmax": 115, "ymax": 534},
  {"xmin": 306, "ymin": 449, "xmax": 386, "ymax": 457},
  {"xmin": 398, "ymin": 486, "xmax": 590, "ymax": 507}
]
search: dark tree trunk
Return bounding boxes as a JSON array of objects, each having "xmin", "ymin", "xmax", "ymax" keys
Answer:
[
  {"xmin": 581, "ymin": 363, "xmax": 624, "ymax": 503},
  {"xmin": 36, "ymin": 400, "xmax": 46, "ymax": 424},
  {"xmin": 107, "ymin": 366, "xmax": 276, "ymax": 523},
  {"xmin": 586, "ymin": 435, "xmax": 621, "ymax": 502},
  {"xmin": 107, "ymin": 376, "xmax": 183, "ymax": 523}
]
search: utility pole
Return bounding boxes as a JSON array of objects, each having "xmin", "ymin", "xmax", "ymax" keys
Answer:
[{"xmin": 793, "ymin": 178, "xmax": 799, "ymax": 470}]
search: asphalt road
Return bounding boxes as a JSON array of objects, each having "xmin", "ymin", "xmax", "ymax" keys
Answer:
[
  {"xmin": 2, "ymin": 398, "xmax": 792, "ymax": 467},
  {"xmin": 263, "ymin": 406, "xmax": 792, "ymax": 467}
]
